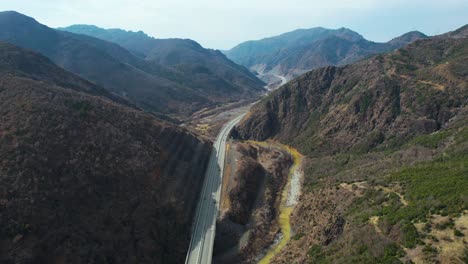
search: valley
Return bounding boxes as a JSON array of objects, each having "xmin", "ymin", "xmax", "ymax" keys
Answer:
[{"xmin": 0, "ymin": 7, "xmax": 466, "ymax": 264}]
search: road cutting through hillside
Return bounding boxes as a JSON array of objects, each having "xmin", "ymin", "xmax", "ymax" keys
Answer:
[{"xmin": 185, "ymin": 114, "xmax": 245, "ymax": 264}]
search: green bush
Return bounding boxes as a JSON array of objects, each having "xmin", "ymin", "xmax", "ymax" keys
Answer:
[
  {"xmin": 308, "ymin": 244, "xmax": 327, "ymax": 263},
  {"xmin": 454, "ymin": 229, "xmax": 464, "ymax": 237}
]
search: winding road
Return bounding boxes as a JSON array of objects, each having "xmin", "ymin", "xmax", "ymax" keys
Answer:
[
  {"xmin": 185, "ymin": 114, "xmax": 245, "ymax": 264},
  {"xmin": 273, "ymin": 74, "xmax": 288, "ymax": 86}
]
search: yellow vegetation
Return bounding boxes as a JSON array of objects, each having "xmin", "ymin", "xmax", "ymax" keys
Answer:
[
  {"xmin": 256, "ymin": 141, "xmax": 303, "ymax": 264},
  {"xmin": 195, "ymin": 123, "xmax": 210, "ymax": 132},
  {"xmin": 408, "ymin": 212, "xmax": 468, "ymax": 264},
  {"xmin": 369, "ymin": 216, "xmax": 383, "ymax": 235},
  {"xmin": 220, "ymin": 143, "xmax": 232, "ymax": 214}
]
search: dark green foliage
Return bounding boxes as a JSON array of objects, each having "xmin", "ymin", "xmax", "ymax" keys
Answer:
[
  {"xmin": 454, "ymin": 229, "xmax": 464, "ymax": 237},
  {"xmin": 292, "ymin": 232, "xmax": 305, "ymax": 240},
  {"xmin": 308, "ymin": 244, "xmax": 327, "ymax": 263},
  {"xmin": 379, "ymin": 243, "xmax": 405, "ymax": 263},
  {"xmin": 435, "ymin": 218, "xmax": 455, "ymax": 230},
  {"xmin": 383, "ymin": 243, "xmax": 405, "ymax": 258},
  {"xmin": 422, "ymin": 244, "xmax": 437, "ymax": 254},
  {"xmin": 390, "ymin": 155, "xmax": 468, "ymax": 217},
  {"xmin": 462, "ymin": 248, "xmax": 468, "ymax": 263},
  {"xmin": 358, "ymin": 93, "xmax": 373, "ymax": 113},
  {"xmin": 401, "ymin": 221, "xmax": 419, "ymax": 248}
]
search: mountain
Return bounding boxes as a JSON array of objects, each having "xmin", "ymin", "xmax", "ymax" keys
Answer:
[
  {"xmin": 0, "ymin": 11, "xmax": 264, "ymax": 118},
  {"xmin": 234, "ymin": 26, "xmax": 467, "ymax": 263},
  {"xmin": 0, "ymin": 41, "xmax": 211, "ymax": 263},
  {"xmin": 387, "ymin": 31, "xmax": 428, "ymax": 46},
  {"xmin": 60, "ymin": 25, "xmax": 264, "ymax": 105},
  {"xmin": 225, "ymin": 27, "xmax": 428, "ymax": 82},
  {"xmin": 57, "ymin": 25, "xmax": 160, "ymax": 57}
]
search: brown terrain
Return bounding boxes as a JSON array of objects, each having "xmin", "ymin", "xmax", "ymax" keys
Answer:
[
  {"xmin": 234, "ymin": 26, "xmax": 468, "ymax": 263},
  {"xmin": 0, "ymin": 42, "xmax": 211, "ymax": 264},
  {"xmin": 214, "ymin": 142, "xmax": 292, "ymax": 264}
]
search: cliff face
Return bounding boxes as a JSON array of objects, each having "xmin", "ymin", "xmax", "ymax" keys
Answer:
[
  {"xmin": 214, "ymin": 142, "xmax": 292, "ymax": 264},
  {"xmin": 0, "ymin": 42, "xmax": 211, "ymax": 264}
]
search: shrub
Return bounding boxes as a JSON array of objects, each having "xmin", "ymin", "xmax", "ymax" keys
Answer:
[{"xmin": 454, "ymin": 229, "xmax": 464, "ymax": 237}]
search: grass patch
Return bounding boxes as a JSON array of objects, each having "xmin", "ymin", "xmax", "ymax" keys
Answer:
[{"xmin": 408, "ymin": 130, "xmax": 452, "ymax": 149}]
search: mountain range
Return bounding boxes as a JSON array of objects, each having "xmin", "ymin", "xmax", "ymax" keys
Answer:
[
  {"xmin": 0, "ymin": 11, "xmax": 264, "ymax": 118},
  {"xmin": 234, "ymin": 25, "xmax": 467, "ymax": 263},
  {"xmin": 224, "ymin": 27, "xmax": 428, "ymax": 82},
  {"xmin": 0, "ymin": 8, "xmax": 467, "ymax": 264}
]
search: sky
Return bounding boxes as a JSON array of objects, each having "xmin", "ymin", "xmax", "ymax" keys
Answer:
[{"xmin": 1, "ymin": 0, "xmax": 467, "ymax": 50}]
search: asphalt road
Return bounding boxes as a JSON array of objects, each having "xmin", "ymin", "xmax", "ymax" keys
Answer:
[
  {"xmin": 185, "ymin": 114, "xmax": 245, "ymax": 264},
  {"xmin": 273, "ymin": 74, "xmax": 288, "ymax": 86}
]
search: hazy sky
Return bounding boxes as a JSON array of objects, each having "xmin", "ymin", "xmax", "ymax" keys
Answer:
[{"xmin": 1, "ymin": 0, "xmax": 467, "ymax": 49}]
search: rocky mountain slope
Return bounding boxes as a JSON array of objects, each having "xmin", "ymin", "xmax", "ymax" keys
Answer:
[
  {"xmin": 214, "ymin": 142, "xmax": 292, "ymax": 263},
  {"xmin": 234, "ymin": 26, "xmax": 467, "ymax": 263},
  {"xmin": 0, "ymin": 42, "xmax": 211, "ymax": 264},
  {"xmin": 0, "ymin": 11, "xmax": 264, "ymax": 118},
  {"xmin": 225, "ymin": 27, "xmax": 427, "ymax": 81}
]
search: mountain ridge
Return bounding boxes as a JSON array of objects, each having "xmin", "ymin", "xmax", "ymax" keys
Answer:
[
  {"xmin": 59, "ymin": 24, "xmax": 264, "ymax": 95},
  {"xmin": 0, "ymin": 11, "xmax": 264, "ymax": 118},
  {"xmin": 0, "ymin": 40, "xmax": 212, "ymax": 264},
  {"xmin": 225, "ymin": 27, "xmax": 428, "ymax": 81},
  {"xmin": 233, "ymin": 26, "xmax": 467, "ymax": 263}
]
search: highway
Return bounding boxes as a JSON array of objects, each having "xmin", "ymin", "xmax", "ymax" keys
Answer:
[{"xmin": 185, "ymin": 114, "xmax": 246, "ymax": 264}]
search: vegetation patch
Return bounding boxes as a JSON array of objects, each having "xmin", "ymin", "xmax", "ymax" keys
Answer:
[
  {"xmin": 408, "ymin": 130, "xmax": 452, "ymax": 149},
  {"xmin": 65, "ymin": 99, "xmax": 93, "ymax": 117}
]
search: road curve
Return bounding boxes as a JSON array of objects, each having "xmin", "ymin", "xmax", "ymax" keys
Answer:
[
  {"xmin": 185, "ymin": 114, "xmax": 245, "ymax": 264},
  {"xmin": 273, "ymin": 74, "xmax": 288, "ymax": 86}
]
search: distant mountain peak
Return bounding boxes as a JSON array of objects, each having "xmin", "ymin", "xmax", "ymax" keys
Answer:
[
  {"xmin": 60, "ymin": 24, "xmax": 154, "ymax": 39},
  {"xmin": 388, "ymin": 31, "xmax": 428, "ymax": 45},
  {"xmin": 0, "ymin": 10, "xmax": 39, "ymax": 24},
  {"xmin": 225, "ymin": 27, "xmax": 421, "ymax": 80}
]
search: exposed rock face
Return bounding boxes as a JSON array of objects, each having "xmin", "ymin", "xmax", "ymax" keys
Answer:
[
  {"xmin": 235, "ymin": 32, "xmax": 467, "ymax": 155},
  {"xmin": 225, "ymin": 27, "xmax": 428, "ymax": 79},
  {"xmin": 214, "ymin": 143, "xmax": 292, "ymax": 264},
  {"xmin": 0, "ymin": 42, "xmax": 211, "ymax": 264},
  {"xmin": 0, "ymin": 11, "xmax": 264, "ymax": 118},
  {"xmin": 233, "ymin": 26, "xmax": 468, "ymax": 263},
  {"xmin": 270, "ymin": 184, "xmax": 359, "ymax": 263}
]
